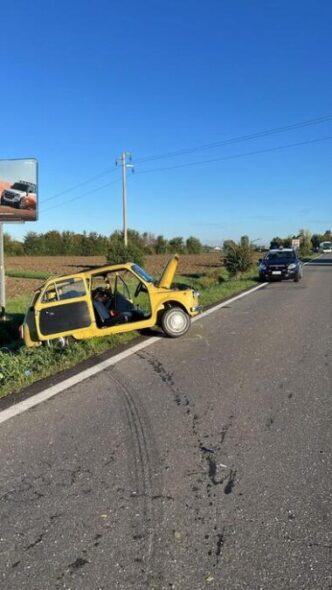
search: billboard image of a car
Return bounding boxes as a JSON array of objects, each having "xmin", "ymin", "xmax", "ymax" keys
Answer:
[
  {"xmin": 0, "ymin": 159, "xmax": 38, "ymax": 222},
  {"xmin": 1, "ymin": 180, "xmax": 37, "ymax": 209}
]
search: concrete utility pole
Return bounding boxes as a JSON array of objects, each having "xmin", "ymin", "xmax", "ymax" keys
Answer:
[{"xmin": 116, "ymin": 152, "xmax": 134, "ymax": 247}]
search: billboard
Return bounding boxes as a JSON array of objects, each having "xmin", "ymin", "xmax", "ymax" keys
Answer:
[{"xmin": 0, "ymin": 158, "xmax": 38, "ymax": 222}]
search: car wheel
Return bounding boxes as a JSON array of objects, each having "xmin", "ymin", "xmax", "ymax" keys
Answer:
[
  {"xmin": 258, "ymin": 273, "xmax": 266, "ymax": 282},
  {"xmin": 294, "ymin": 272, "xmax": 300, "ymax": 282},
  {"xmin": 42, "ymin": 336, "xmax": 75, "ymax": 348},
  {"xmin": 161, "ymin": 306, "xmax": 191, "ymax": 338}
]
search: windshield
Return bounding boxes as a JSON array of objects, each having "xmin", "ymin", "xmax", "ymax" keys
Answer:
[
  {"xmin": 131, "ymin": 264, "xmax": 155, "ymax": 283},
  {"xmin": 11, "ymin": 182, "xmax": 29, "ymax": 191},
  {"xmin": 266, "ymin": 251, "xmax": 295, "ymax": 261}
]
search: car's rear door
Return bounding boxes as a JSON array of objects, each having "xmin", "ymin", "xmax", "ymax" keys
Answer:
[{"xmin": 35, "ymin": 275, "xmax": 93, "ymax": 339}]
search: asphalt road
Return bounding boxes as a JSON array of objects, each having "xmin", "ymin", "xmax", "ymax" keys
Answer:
[{"xmin": 0, "ymin": 256, "xmax": 331, "ymax": 590}]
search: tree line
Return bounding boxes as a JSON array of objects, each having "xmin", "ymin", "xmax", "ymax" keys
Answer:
[{"xmin": 3, "ymin": 229, "xmax": 208, "ymax": 257}]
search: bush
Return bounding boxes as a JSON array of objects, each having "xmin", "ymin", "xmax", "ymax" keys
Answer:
[
  {"xmin": 223, "ymin": 242, "xmax": 254, "ymax": 278},
  {"xmin": 107, "ymin": 241, "xmax": 145, "ymax": 267}
]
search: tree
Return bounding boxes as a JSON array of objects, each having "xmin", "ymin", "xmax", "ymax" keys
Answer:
[
  {"xmin": 168, "ymin": 237, "xmax": 184, "ymax": 253},
  {"xmin": 223, "ymin": 239, "xmax": 236, "ymax": 252},
  {"xmin": 4, "ymin": 233, "xmax": 24, "ymax": 255},
  {"xmin": 298, "ymin": 228, "xmax": 312, "ymax": 256},
  {"xmin": 270, "ymin": 237, "xmax": 284, "ymax": 249},
  {"xmin": 43, "ymin": 230, "xmax": 63, "ymax": 255},
  {"xmin": 186, "ymin": 236, "xmax": 202, "ymax": 254},
  {"xmin": 155, "ymin": 235, "xmax": 168, "ymax": 254},
  {"xmin": 223, "ymin": 239, "xmax": 254, "ymax": 279},
  {"xmin": 24, "ymin": 232, "xmax": 44, "ymax": 255},
  {"xmin": 107, "ymin": 241, "xmax": 145, "ymax": 266},
  {"xmin": 311, "ymin": 234, "xmax": 324, "ymax": 250}
]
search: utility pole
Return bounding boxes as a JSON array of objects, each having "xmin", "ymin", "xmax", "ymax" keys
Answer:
[
  {"xmin": 0, "ymin": 223, "xmax": 5, "ymax": 318},
  {"xmin": 116, "ymin": 152, "xmax": 134, "ymax": 247}
]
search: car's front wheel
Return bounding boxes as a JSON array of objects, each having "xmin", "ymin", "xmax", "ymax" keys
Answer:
[{"xmin": 161, "ymin": 306, "xmax": 191, "ymax": 338}]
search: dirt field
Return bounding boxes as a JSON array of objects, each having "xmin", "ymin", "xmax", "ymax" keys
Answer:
[{"xmin": 5, "ymin": 253, "xmax": 222, "ymax": 300}]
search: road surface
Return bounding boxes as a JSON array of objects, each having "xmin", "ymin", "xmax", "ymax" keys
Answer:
[{"xmin": 0, "ymin": 256, "xmax": 331, "ymax": 589}]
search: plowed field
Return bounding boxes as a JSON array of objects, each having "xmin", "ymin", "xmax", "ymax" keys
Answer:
[{"xmin": 6, "ymin": 253, "xmax": 222, "ymax": 300}]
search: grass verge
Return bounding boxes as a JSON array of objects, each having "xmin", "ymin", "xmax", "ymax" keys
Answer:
[
  {"xmin": 0, "ymin": 269, "xmax": 259, "ymax": 400},
  {"xmin": 6, "ymin": 270, "xmax": 51, "ymax": 280}
]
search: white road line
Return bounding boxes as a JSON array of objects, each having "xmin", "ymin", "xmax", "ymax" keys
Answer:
[{"xmin": 0, "ymin": 281, "xmax": 267, "ymax": 426}]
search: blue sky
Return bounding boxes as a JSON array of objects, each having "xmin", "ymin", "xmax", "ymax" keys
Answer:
[{"xmin": 1, "ymin": 0, "xmax": 331, "ymax": 246}]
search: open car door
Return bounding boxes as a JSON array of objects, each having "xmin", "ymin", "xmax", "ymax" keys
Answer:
[{"xmin": 35, "ymin": 275, "xmax": 93, "ymax": 340}]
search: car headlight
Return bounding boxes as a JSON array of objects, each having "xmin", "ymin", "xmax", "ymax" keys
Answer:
[
  {"xmin": 193, "ymin": 290, "xmax": 200, "ymax": 298},
  {"xmin": 260, "ymin": 263, "xmax": 267, "ymax": 271},
  {"xmin": 288, "ymin": 263, "xmax": 297, "ymax": 270}
]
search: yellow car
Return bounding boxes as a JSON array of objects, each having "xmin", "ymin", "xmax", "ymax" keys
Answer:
[{"xmin": 21, "ymin": 255, "xmax": 202, "ymax": 347}]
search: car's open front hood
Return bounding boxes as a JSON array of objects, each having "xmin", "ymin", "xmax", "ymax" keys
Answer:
[{"xmin": 158, "ymin": 255, "xmax": 179, "ymax": 288}]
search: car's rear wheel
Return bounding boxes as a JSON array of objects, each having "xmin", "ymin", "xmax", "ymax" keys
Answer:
[
  {"xmin": 42, "ymin": 336, "xmax": 76, "ymax": 348},
  {"xmin": 161, "ymin": 306, "xmax": 191, "ymax": 338}
]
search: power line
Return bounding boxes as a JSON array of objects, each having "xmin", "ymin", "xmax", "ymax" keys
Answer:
[
  {"xmin": 40, "ymin": 135, "xmax": 331, "ymax": 214},
  {"xmin": 42, "ymin": 165, "xmax": 118, "ymax": 204},
  {"xmin": 135, "ymin": 114, "xmax": 332, "ymax": 164},
  {"xmin": 40, "ymin": 178, "xmax": 121, "ymax": 213},
  {"xmin": 135, "ymin": 136, "xmax": 332, "ymax": 176},
  {"xmin": 39, "ymin": 113, "xmax": 332, "ymax": 207}
]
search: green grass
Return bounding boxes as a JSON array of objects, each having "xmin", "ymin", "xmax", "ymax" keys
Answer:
[
  {"xmin": 6, "ymin": 270, "xmax": 51, "ymax": 280},
  {"xmin": 0, "ymin": 268, "xmax": 261, "ymax": 399}
]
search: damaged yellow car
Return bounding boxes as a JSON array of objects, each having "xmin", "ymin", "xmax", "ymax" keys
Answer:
[{"xmin": 21, "ymin": 255, "xmax": 202, "ymax": 347}]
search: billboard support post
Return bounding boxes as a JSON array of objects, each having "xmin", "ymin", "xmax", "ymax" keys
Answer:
[{"xmin": 0, "ymin": 223, "xmax": 5, "ymax": 319}]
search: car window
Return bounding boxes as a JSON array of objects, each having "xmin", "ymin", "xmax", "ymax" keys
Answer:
[
  {"xmin": 131, "ymin": 264, "xmax": 155, "ymax": 283},
  {"xmin": 41, "ymin": 278, "xmax": 86, "ymax": 303},
  {"xmin": 266, "ymin": 251, "xmax": 295, "ymax": 260}
]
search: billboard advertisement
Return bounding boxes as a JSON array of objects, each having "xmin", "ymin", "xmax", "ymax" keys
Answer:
[{"xmin": 0, "ymin": 158, "xmax": 38, "ymax": 222}]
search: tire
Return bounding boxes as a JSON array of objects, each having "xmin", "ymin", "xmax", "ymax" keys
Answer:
[
  {"xmin": 294, "ymin": 272, "xmax": 300, "ymax": 282},
  {"xmin": 42, "ymin": 336, "xmax": 75, "ymax": 348},
  {"xmin": 161, "ymin": 306, "xmax": 191, "ymax": 338}
]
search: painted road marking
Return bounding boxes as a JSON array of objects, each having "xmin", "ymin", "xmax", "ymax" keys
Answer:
[{"xmin": 0, "ymin": 280, "xmax": 279, "ymax": 426}]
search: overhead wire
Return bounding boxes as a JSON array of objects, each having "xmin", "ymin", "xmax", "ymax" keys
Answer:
[
  {"xmin": 42, "ymin": 165, "xmax": 118, "ymax": 204},
  {"xmin": 135, "ymin": 114, "xmax": 332, "ymax": 163},
  {"xmin": 40, "ymin": 113, "xmax": 332, "ymax": 205},
  {"xmin": 40, "ymin": 178, "xmax": 121, "ymax": 213},
  {"xmin": 135, "ymin": 136, "xmax": 332, "ymax": 176},
  {"xmin": 39, "ymin": 114, "xmax": 332, "ymax": 212}
]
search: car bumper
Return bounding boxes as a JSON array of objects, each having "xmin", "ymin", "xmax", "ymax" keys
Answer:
[
  {"xmin": 191, "ymin": 305, "xmax": 203, "ymax": 313},
  {"xmin": 262, "ymin": 269, "xmax": 299, "ymax": 280}
]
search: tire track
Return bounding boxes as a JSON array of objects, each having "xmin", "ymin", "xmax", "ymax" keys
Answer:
[{"xmin": 109, "ymin": 371, "xmax": 165, "ymax": 589}]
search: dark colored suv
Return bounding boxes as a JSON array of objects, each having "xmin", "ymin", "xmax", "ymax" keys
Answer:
[{"xmin": 258, "ymin": 248, "xmax": 303, "ymax": 282}]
